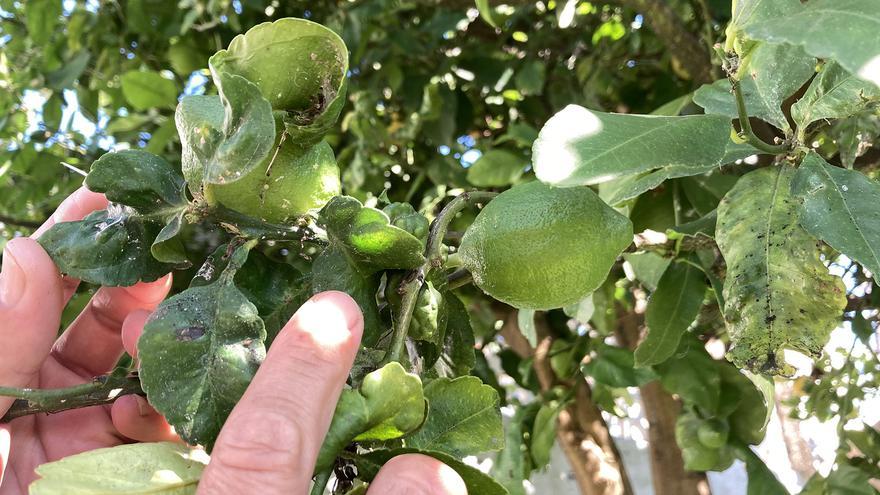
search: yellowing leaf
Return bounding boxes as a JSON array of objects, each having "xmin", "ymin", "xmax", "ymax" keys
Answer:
[
  {"xmin": 30, "ymin": 442, "xmax": 208, "ymax": 495},
  {"xmin": 716, "ymin": 167, "xmax": 846, "ymax": 374}
]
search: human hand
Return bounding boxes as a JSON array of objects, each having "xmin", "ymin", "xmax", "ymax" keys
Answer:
[
  {"xmin": 0, "ymin": 187, "xmax": 177, "ymax": 494},
  {"xmin": 0, "ymin": 189, "xmax": 465, "ymax": 494}
]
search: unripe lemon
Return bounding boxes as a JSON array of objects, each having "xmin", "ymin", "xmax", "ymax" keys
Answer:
[
  {"xmin": 458, "ymin": 181, "xmax": 632, "ymax": 310},
  {"xmin": 207, "ymin": 138, "xmax": 341, "ymax": 224}
]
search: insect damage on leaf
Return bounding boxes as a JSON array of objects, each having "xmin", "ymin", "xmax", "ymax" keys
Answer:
[{"xmin": 716, "ymin": 166, "xmax": 846, "ymax": 375}]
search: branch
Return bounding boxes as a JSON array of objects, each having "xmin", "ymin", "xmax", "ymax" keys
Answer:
[
  {"xmin": 0, "ymin": 214, "xmax": 44, "ymax": 229},
  {"xmin": 0, "ymin": 375, "xmax": 143, "ymax": 422},
  {"xmin": 382, "ymin": 191, "xmax": 498, "ymax": 364},
  {"xmin": 610, "ymin": 0, "xmax": 714, "ymax": 83},
  {"xmin": 626, "ymin": 232, "xmax": 717, "ymax": 254}
]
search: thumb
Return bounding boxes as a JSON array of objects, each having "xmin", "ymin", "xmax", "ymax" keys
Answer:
[{"xmin": 199, "ymin": 291, "xmax": 363, "ymax": 495}]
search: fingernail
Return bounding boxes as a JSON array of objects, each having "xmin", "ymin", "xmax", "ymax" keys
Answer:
[
  {"xmin": 296, "ymin": 291, "xmax": 363, "ymax": 346},
  {"xmin": 0, "ymin": 241, "xmax": 26, "ymax": 307}
]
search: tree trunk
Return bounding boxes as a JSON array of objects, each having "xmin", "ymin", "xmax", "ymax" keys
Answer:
[
  {"xmin": 615, "ymin": 312, "xmax": 711, "ymax": 495},
  {"xmin": 500, "ymin": 311, "xmax": 633, "ymax": 495}
]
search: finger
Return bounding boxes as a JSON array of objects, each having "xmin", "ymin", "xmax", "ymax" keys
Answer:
[
  {"xmin": 121, "ymin": 309, "xmax": 152, "ymax": 360},
  {"xmin": 32, "ymin": 186, "xmax": 108, "ymax": 239},
  {"xmin": 111, "ymin": 395, "xmax": 180, "ymax": 443},
  {"xmin": 0, "ymin": 425, "xmax": 9, "ymax": 486},
  {"xmin": 51, "ymin": 275, "xmax": 172, "ymax": 376},
  {"xmin": 0, "ymin": 238, "xmax": 65, "ymax": 414},
  {"xmin": 367, "ymin": 454, "xmax": 467, "ymax": 495},
  {"xmin": 199, "ymin": 291, "xmax": 364, "ymax": 495}
]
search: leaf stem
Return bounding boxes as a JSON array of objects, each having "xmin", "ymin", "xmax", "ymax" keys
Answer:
[
  {"xmin": 446, "ymin": 268, "xmax": 473, "ymax": 290},
  {"xmin": 0, "ymin": 375, "xmax": 143, "ymax": 423},
  {"xmin": 730, "ymin": 79, "xmax": 789, "ymax": 155},
  {"xmin": 381, "ymin": 191, "xmax": 497, "ymax": 365}
]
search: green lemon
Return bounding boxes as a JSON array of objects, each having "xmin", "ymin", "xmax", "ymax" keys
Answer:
[
  {"xmin": 207, "ymin": 137, "xmax": 341, "ymax": 224},
  {"xmin": 458, "ymin": 181, "xmax": 633, "ymax": 310}
]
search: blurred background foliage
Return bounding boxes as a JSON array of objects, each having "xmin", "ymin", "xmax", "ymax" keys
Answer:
[{"xmin": 3, "ymin": 2, "xmax": 879, "ymax": 494}]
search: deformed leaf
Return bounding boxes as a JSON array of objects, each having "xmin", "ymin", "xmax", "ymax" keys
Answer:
[
  {"xmin": 38, "ymin": 205, "xmax": 176, "ymax": 287},
  {"xmin": 792, "ymin": 152, "xmax": 880, "ymax": 277},
  {"xmin": 743, "ymin": 0, "xmax": 880, "ymax": 88},
  {"xmin": 636, "ymin": 258, "xmax": 707, "ymax": 367},
  {"xmin": 29, "ymin": 442, "xmax": 208, "ymax": 495},
  {"xmin": 319, "ymin": 195, "xmax": 426, "ymax": 273},
  {"xmin": 174, "ymin": 70, "xmax": 274, "ymax": 192},
  {"xmin": 438, "ymin": 291, "xmax": 477, "ymax": 376},
  {"xmin": 792, "ymin": 62, "xmax": 880, "ymax": 129},
  {"xmin": 532, "ymin": 105, "xmax": 732, "ymax": 187},
  {"xmin": 316, "ymin": 363, "xmax": 426, "ymax": 472},
  {"xmin": 716, "ymin": 166, "xmax": 846, "ymax": 374},
  {"xmin": 407, "ymin": 376, "xmax": 504, "ymax": 456},
  {"xmin": 151, "ymin": 211, "xmax": 189, "ymax": 266},
  {"xmin": 139, "ymin": 243, "xmax": 267, "ymax": 450},
  {"xmin": 355, "ymin": 448, "xmax": 509, "ymax": 495},
  {"xmin": 210, "ymin": 17, "xmax": 349, "ymax": 146},
  {"xmin": 693, "ymin": 42, "xmax": 815, "ymax": 131},
  {"xmin": 85, "ymin": 150, "xmax": 187, "ymax": 214}
]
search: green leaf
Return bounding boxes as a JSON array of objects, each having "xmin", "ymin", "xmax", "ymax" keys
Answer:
[
  {"xmin": 151, "ymin": 211, "xmax": 189, "ymax": 266},
  {"xmin": 438, "ymin": 291, "xmax": 477, "ymax": 376},
  {"xmin": 319, "ymin": 196, "xmax": 426, "ymax": 273},
  {"xmin": 120, "ymin": 70, "xmax": 179, "ymax": 111},
  {"xmin": 139, "ymin": 243, "xmax": 267, "ymax": 451},
  {"xmin": 533, "ymin": 105, "xmax": 732, "ymax": 186},
  {"xmin": 530, "ymin": 400, "xmax": 562, "ymax": 470},
  {"xmin": 656, "ymin": 336, "xmax": 722, "ymax": 413},
  {"xmin": 493, "ymin": 405, "xmax": 536, "ymax": 495},
  {"xmin": 85, "ymin": 150, "xmax": 187, "ymax": 214},
  {"xmin": 382, "ymin": 203, "xmax": 429, "ymax": 242},
  {"xmin": 744, "ymin": 0, "xmax": 880, "ymax": 89},
  {"xmin": 740, "ymin": 446, "xmax": 788, "ymax": 495},
  {"xmin": 793, "ymin": 62, "xmax": 880, "ymax": 129},
  {"xmin": 694, "ymin": 42, "xmax": 815, "ymax": 131},
  {"xmin": 316, "ymin": 362, "xmax": 426, "ymax": 472},
  {"xmin": 175, "ymin": 72, "xmax": 275, "ymax": 192},
  {"xmin": 407, "ymin": 376, "xmax": 504, "ymax": 456},
  {"xmin": 517, "ymin": 309, "xmax": 537, "ymax": 347},
  {"xmin": 792, "ymin": 152, "xmax": 880, "ymax": 277},
  {"xmin": 311, "ymin": 245, "xmax": 383, "ymax": 346},
  {"xmin": 29, "ymin": 442, "xmax": 208, "ymax": 495},
  {"xmin": 716, "ymin": 166, "xmax": 846, "ymax": 374},
  {"xmin": 825, "ymin": 464, "xmax": 877, "ymax": 495},
  {"xmin": 583, "ymin": 343, "xmax": 657, "ymax": 388},
  {"xmin": 466, "ymin": 149, "xmax": 526, "ymax": 187},
  {"xmin": 38, "ymin": 206, "xmax": 175, "ymax": 287},
  {"xmin": 476, "ymin": 0, "xmax": 501, "ymax": 29},
  {"xmin": 25, "ymin": 0, "xmax": 61, "ymax": 45},
  {"xmin": 46, "ymin": 51, "xmax": 91, "ymax": 90},
  {"xmin": 355, "ymin": 448, "xmax": 509, "ymax": 495},
  {"xmin": 210, "ymin": 18, "xmax": 349, "ymax": 146},
  {"xmin": 622, "ymin": 252, "xmax": 671, "ymax": 292},
  {"xmin": 563, "ymin": 295, "xmax": 596, "ymax": 324},
  {"xmin": 636, "ymin": 258, "xmax": 706, "ymax": 367}
]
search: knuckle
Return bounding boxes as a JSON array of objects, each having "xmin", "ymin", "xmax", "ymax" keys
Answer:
[{"xmin": 213, "ymin": 409, "xmax": 305, "ymax": 474}]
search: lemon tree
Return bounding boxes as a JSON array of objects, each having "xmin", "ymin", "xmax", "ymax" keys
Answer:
[{"xmin": 3, "ymin": 2, "xmax": 880, "ymax": 495}]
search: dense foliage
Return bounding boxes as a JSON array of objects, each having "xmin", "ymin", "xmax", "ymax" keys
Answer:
[{"xmin": 2, "ymin": 1, "xmax": 880, "ymax": 494}]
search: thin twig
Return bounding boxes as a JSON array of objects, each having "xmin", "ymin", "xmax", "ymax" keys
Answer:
[
  {"xmin": 1, "ymin": 375, "xmax": 143, "ymax": 422},
  {"xmin": 381, "ymin": 191, "xmax": 497, "ymax": 365},
  {"xmin": 0, "ymin": 214, "xmax": 43, "ymax": 229}
]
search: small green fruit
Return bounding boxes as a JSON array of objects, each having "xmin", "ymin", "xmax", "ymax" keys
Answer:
[
  {"xmin": 458, "ymin": 181, "xmax": 633, "ymax": 310},
  {"xmin": 208, "ymin": 138, "xmax": 341, "ymax": 224}
]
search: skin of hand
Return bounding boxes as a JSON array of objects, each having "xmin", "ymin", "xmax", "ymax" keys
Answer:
[{"xmin": 0, "ymin": 188, "xmax": 466, "ymax": 495}]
